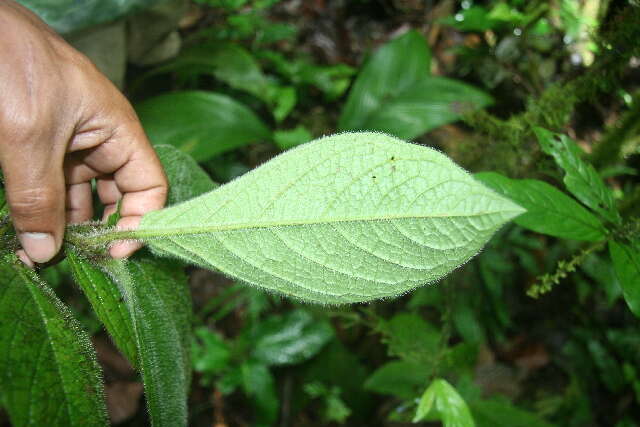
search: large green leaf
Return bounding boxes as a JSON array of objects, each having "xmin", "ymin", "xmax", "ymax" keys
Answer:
[
  {"xmin": 136, "ymin": 42, "xmax": 269, "ymax": 99},
  {"xmin": 414, "ymin": 378, "xmax": 475, "ymax": 426},
  {"xmin": 137, "ymin": 91, "xmax": 271, "ymax": 162},
  {"xmin": 347, "ymin": 77, "xmax": 493, "ymax": 139},
  {"xmin": 155, "ymin": 144, "xmax": 219, "ymax": 206},
  {"xmin": 475, "ymin": 172, "xmax": 606, "ymax": 241},
  {"xmin": 339, "ymin": 30, "xmax": 431, "ymax": 131},
  {"xmin": 100, "ymin": 257, "xmax": 191, "ymax": 427},
  {"xmin": 534, "ymin": 127, "xmax": 620, "ymax": 224},
  {"xmin": 250, "ymin": 309, "xmax": 333, "ymax": 366},
  {"xmin": 339, "ymin": 31, "xmax": 492, "ymax": 139},
  {"xmin": 132, "ymin": 132, "xmax": 523, "ymax": 304},
  {"xmin": 66, "ymin": 249, "xmax": 138, "ymax": 366},
  {"xmin": 0, "ymin": 256, "xmax": 107, "ymax": 427},
  {"xmin": 609, "ymin": 240, "xmax": 640, "ymax": 317},
  {"xmin": 17, "ymin": 0, "xmax": 162, "ymax": 33}
]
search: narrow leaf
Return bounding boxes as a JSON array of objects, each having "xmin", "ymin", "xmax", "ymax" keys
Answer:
[
  {"xmin": 413, "ymin": 379, "xmax": 475, "ymax": 426},
  {"xmin": 609, "ymin": 240, "xmax": 640, "ymax": 317},
  {"xmin": 0, "ymin": 256, "xmax": 107, "ymax": 427},
  {"xmin": 100, "ymin": 257, "xmax": 191, "ymax": 427},
  {"xmin": 66, "ymin": 248, "xmax": 138, "ymax": 366},
  {"xmin": 475, "ymin": 172, "xmax": 606, "ymax": 241},
  {"xmin": 136, "ymin": 132, "xmax": 523, "ymax": 304},
  {"xmin": 534, "ymin": 127, "xmax": 620, "ymax": 224},
  {"xmin": 137, "ymin": 91, "xmax": 271, "ymax": 162},
  {"xmin": 155, "ymin": 144, "xmax": 219, "ymax": 206},
  {"xmin": 339, "ymin": 30, "xmax": 431, "ymax": 131}
]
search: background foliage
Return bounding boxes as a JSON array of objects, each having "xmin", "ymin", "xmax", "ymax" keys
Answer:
[{"xmin": 3, "ymin": 0, "xmax": 640, "ymax": 426}]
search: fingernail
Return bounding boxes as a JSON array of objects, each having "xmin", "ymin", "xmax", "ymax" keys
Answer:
[{"xmin": 19, "ymin": 232, "xmax": 56, "ymax": 263}]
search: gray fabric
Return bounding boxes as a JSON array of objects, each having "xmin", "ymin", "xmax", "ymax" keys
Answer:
[{"xmin": 16, "ymin": 0, "xmax": 167, "ymax": 34}]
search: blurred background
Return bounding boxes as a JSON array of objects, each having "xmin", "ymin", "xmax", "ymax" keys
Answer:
[{"xmin": 11, "ymin": 0, "xmax": 640, "ymax": 426}]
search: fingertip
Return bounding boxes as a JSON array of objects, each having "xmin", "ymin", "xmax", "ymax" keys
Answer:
[{"xmin": 16, "ymin": 250, "xmax": 35, "ymax": 269}]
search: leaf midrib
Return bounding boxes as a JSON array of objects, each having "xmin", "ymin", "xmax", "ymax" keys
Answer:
[{"xmin": 138, "ymin": 209, "xmax": 521, "ymax": 239}]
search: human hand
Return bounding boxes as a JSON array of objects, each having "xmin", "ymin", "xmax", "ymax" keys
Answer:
[{"xmin": 0, "ymin": 1, "xmax": 168, "ymax": 265}]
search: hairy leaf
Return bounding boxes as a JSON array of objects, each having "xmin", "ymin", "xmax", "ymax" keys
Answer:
[
  {"xmin": 414, "ymin": 378, "xmax": 475, "ymax": 426},
  {"xmin": 66, "ymin": 248, "xmax": 138, "ymax": 366},
  {"xmin": 339, "ymin": 31, "xmax": 491, "ymax": 139},
  {"xmin": 101, "ymin": 257, "xmax": 191, "ymax": 427},
  {"xmin": 135, "ymin": 132, "xmax": 523, "ymax": 304},
  {"xmin": 137, "ymin": 91, "xmax": 271, "ymax": 162},
  {"xmin": 534, "ymin": 127, "xmax": 620, "ymax": 224},
  {"xmin": 0, "ymin": 256, "xmax": 107, "ymax": 427},
  {"xmin": 475, "ymin": 172, "xmax": 606, "ymax": 241},
  {"xmin": 609, "ymin": 240, "xmax": 640, "ymax": 317},
  {"xmin": 155, "ymin": 144, "xmax": 219, "ymax": 206}
]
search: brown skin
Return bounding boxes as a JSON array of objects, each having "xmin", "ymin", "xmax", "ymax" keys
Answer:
[{"xmin": 0, "ymin": 1, "xmax": 168, "ymax": 265}]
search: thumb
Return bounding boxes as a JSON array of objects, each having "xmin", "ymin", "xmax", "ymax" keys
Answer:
[{"xmin": 1, "ymin": 152, "xmax": 65, "ymax": 264}]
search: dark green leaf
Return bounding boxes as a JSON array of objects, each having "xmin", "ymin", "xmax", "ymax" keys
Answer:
[
  {"xmin": 339, "ymin": 30, "xmax": 431, "ymax": 132},
  {"xmin": 381, "ymin": 313, "xmax": 441, "ymax": 364},
  {"xmin": 470, "ymin": 398, "xmax": 556, "ymax": 427},
  {"xmin": 66, "ymin": 249, "xmax": 138, "ymax": 366},
  {"xmin": 0, "ymin": 256, "xmax": 107, "ymax": 427},
  {"xmin": 364, "ymin": 360, "xmax": 429, "ymax": 400},
  {"xmin": 241, "ymin": 361, "xmax": 279, "ymax": 427},
  {"xmin": 475, "ymin": 172, "xmax": 606, "ymax": 241},
  {"xmin": 343, "ymin": 76, "xmax": 492, "ymax": 139},
  {"xmin": 155, "ymin": 144, "xmax": 219, "ymax": 206},
  {"xmin": 534, "ymin": 127, "xmax": 620, "ymax": 224},
  {"xmin": 137, "ymin": 91, "xmax": 271, "ymax": 162},
  {"xmin": 414, "ymin": 378, "xmax": 475, "ymax": 426},
  {"xmin": 102, "ymin": 257, "xmax": 191, "ymax": 426},
  {"xmin": 17, "ymin": 0, "xmax": 162, "ymax": 33},
  {"xmin": 609, "ymin": 240, "xmax": 640, "ymax": 317},
  {"xmin": 136, "ymin": 42, "xmax": 268, "ymax": 98},
  {"xmin": 273, "ymin": 125, "xmax": 313, "ymax": 150},
  {"xmin": 251, "ymin": 309, "xmax": 334, "ymax": 366}
]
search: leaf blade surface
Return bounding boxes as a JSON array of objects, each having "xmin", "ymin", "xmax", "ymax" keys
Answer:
[
  {"xmin": 139, "ymin": 132, "xmax": 523, "ymax": 304},
  {"xmin": 0, "ymin": 256, "xmax": 107, "ymax": 427}
]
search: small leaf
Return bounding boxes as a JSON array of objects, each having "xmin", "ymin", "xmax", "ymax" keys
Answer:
[
  {"xmin": 0, "ymin": 256, "xmax": 108, "ymax": 427},
  {"xmin": 475, "ymin": 172, "xmax": 606, "ymax": 241},
  {"xmin": 273, "ymin": 125, "xmax": 313, "ymax": 150},
  {"xmin": 136, "ymin": 132, "xmax": 524, "ymax": 304},
  {"xmin": 381, "ymin": 313, "xmax": 441, "ymax": 364},
  {"xmin": 240, "ymin": 361, "xmax": 279, "ymax": 427},
  {"xmin": 192, "ymin": 327, "xmax": 231, "ymax": 376},
  {"xmin": 66, "ymin": 248, "xmax": 138, "ymax": 366},
  {"xmin": 155, "ymin": 144, "xmax": 219, "ymax": 206},
  {"xmin": 250, "ymin": 309, "xmax": 333, "ymax": 366},
  {"xmin": 268, "ymin": 85, "xmax": 297, "ymax": 122},
  {"xmin": 470, "ymin": 398, "xmax": 556, "ymax": 427},
  {"xmin": 534, "ymin": 127, "xmax": 620, "ymax": 224},
  {"xmin": 101, "ymin": 257, "xmax": 191, "ymax": 427},
  {"xmin": 364, "ymin": 360, "xmax": 429, "ymax": 399},
  {"xmin": 137, "ymin": 91, "xmax": 271, "ymax": 162},
  {"xmin": 413, "ymin": 378, "xmax": 475, "ymax": 426},
  {"xmin": 609, "ymin": 240, "xmax": 640, "ymax": 317}
]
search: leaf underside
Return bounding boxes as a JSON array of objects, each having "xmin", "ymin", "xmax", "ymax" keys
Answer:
[
  {"xmin": 0, "ymin": 256, "xmax": 107, "ymax": 427},
  {"xmin": 139, "ymin": 132, "xmax": 523, "ymax": 304}
]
